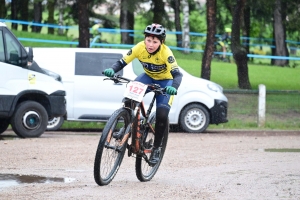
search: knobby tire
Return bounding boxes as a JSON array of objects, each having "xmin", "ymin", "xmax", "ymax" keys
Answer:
[
  {"xmin": 135, "ymin": 112, "xmax": 169, "ymax": 182},
  {"xmin": 93, "ymin": 108, "xmax": 130, "ymax": 186}
]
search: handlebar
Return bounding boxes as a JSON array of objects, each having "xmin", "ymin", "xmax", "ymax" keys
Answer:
[{"xmin": 102, "ymin": 72, "xmax": 176, "ymax": 95}]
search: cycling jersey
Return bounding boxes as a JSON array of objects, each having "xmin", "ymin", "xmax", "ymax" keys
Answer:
[{"xmin": 121, "ymin": 41, "xmax": 179, "ymax": 80}]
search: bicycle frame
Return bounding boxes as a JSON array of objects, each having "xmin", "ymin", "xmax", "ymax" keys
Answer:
[{"xmin": 123, "ymin": 91, "xmax": 157, "ymax": 156}]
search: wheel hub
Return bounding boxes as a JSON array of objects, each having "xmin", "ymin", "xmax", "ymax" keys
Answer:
[
  {"xmin": 185, "ymin": 109, "xmax": 205, "ymax": 130},
  {"xmin": 23, "ymin": 111, "xmax": 40, "ymax": 129}
]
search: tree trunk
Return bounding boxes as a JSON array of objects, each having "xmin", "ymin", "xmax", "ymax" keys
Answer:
[
  {"xmin": 0, "ymin": 0, "xmax": 7, "ymax": 19},
  {"xmin": 120, "ymin": 0, "xmax": 134, "ymax": 44},
  {"xmin": 182, "ymin": 0, "xmax": 190, "ymax": 53},
  {"xmin": 152, "ymin": 0, "xmax": 164, "ymax": 24},
  {"xmin": 201, "ymin": 0, "xmax": 216, "ymax": 80},
  {"xmin": 11, "ymin": 0, "xmax": 18, "ymax": 30},
  {"xmin": 47, "ymin": 0, "xmax": 57, "ymax": 35},
  {"xmin": 243, "ymin": 4, "xmax": 250, "ymax": 58},
  {"xmin": 231, "ymin": 0, "xmax": 251, "ymax": 89},
  {"xmin": 78, "ymin": 0, "xmax": 90, "ymax": 48},
  {"xmin": 19, "ymin": 0, "xmax": 29, "ymax": 31},
  {"xmin": 173, "ymin": 0, "xmax": 182, "ymax": 47},
  {"xmin": 32, "ymin": 1, "xmax": 43, "ymax": 33},
  {"xmin": 272, "ymin": 0, "xmax": 289, "ymax": 66},
  {"xmin": 58, "ymin": 0, "xmax": 64, "ymax": 35}
]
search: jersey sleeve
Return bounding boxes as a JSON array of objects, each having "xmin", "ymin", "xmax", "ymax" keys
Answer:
[{"xmin": 122, "ymin": 41, "xmax": 144, "ymax": 64}]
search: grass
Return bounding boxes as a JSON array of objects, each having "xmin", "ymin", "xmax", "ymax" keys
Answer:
[{"xmin": 10, "ymin": 29, "xmax": 300, "ymax": 131}]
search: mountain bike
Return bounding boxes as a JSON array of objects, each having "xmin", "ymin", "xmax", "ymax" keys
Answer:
[{"xmin": 94, "ymin": 74, "xmax": 169, "ymax": 186}]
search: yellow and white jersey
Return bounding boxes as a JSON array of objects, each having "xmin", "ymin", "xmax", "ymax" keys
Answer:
[{"xmin": 122, "ymin": 41, "xmax": 179, "ymax": 80}]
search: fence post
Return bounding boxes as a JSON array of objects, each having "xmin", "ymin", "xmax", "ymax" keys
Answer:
[{"xmin": 258, "ymin": 84, "xmax": 266, "ymax": 127}]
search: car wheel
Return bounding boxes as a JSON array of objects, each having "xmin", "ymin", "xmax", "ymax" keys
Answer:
[
  {"xmin": 10, "ymin": 101, "xmax": 48, "ymax": 138},
  {"xmin": 47, "ymin": 116, "xmax": 64, "ymax": 131},
  {"xmin": 0, "ymin": 118, "xmax": 10, "ymax": 134},
  {"xmin": 179, "ymin": 104, "xmax": 210, "ymax": 133}
]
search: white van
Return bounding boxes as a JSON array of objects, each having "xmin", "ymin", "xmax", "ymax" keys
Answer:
[
  {"xmin": 33, "ymin": 48, "xmax": 228, "ymax": 133},
  {"xmin": 0, "ymin": 22, "xmax": 66, "ymax": 137}
]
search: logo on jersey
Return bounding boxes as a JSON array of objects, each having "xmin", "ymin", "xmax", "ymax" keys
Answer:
[
  {"xmin": 168, "ymin": 56, "xmax": 175, "ymax": 63},
  {"xmin": 127, "ymin": 49, "xmax": 132, "ymax": 56}
]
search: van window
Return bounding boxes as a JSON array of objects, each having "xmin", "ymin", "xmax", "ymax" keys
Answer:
[
  {"xmin": 0, "ymin": 30, "xmax": 4, "ymax": 62},
  {"xmin": 4, "ymin": 31, "xmax": 21, "ymax": 65},
  {"xmin": 75, "ymin": 52, "xmax": 123, "ymax": 76}
]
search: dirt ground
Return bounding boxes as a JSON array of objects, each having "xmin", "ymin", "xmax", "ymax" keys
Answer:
[{"xmin": 0, "ymin": 129, "xmax": 300, "ymax": 200}]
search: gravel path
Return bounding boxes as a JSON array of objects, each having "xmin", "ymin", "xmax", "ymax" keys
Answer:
[{"xmin": 0, "ymin": 130, "xmax": 299, "ymax": 200}]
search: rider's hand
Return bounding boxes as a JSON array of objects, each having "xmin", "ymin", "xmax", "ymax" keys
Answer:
[
  {"xmin": 165, "ymin": 86, "xmax": 177, "ymax": 95},
  {"xmin": 104, "ymin": 68, "xmax": 115, "ymax": 77}
]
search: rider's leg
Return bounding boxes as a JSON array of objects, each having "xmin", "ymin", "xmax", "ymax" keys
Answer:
[
  {"xmin": 149, "ymin": 106, "xmax": 170, "ymax": 166},
  {"xmin": 222, "ymin": 46, "xmax": 227, "ymax": 59}
]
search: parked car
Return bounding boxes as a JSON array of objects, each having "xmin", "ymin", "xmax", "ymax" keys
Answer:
[
  {"xmin": 0, "ymin": 22, "xmax": 66, "ymax": 137},
  {"xmin": 32, "ymin": 48, "xmax": 228, "ymax": 133}
]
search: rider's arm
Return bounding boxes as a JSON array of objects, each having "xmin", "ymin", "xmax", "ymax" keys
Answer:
[
  {"xmin": 170, "ymin": 67, "xmax": 183, "ymax": 89},
  {"xmin": 110, "ymin": 42, "xmax": 144, "ymax": 73},
  {"xmin": 111, "ymin": 59, "xmax": 127, "ymax": 73}
]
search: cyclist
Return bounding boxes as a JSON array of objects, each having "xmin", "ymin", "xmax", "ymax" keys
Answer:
[
  {"xmin": 217, "ymin": 27, "xmax": 231, "ymax": 61},
  {"xmin": 103, "ymin": 23, "xmax": 183, "ymax": 166},
  {"xmin": 90, "ymin": 20, "xmax": 102, "ymax": 38}
]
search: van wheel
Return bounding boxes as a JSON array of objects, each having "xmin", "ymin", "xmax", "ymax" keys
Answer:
[
  {"xmin": 0, "ymin": 118, "xmax": 10, "ymax": 134},
  {"xmin": 10, "ymin": 101, "xmax": 48, "ymax": 138},
  {"xmin": 179, "ymin": 104, "xmax": 210, "ymax": 133},
  {"xmin": 47, "ymin": 116, "xmax": 64, "ymax": 131}
]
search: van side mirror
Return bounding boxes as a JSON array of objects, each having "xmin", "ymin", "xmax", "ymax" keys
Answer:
[
  {"xmin": 27, "ymin": 47, "xmax": 33, "ymax": 62},
  {"xmin": 21, "ymin": 47, "xmax": 33, "ymax": 67}
]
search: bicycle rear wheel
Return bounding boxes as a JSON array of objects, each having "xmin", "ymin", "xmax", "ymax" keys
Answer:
[
  {"xmin": 135, "ymin": 112, "xmax": 169, "ymax": 182},
  {"xmin": 94, "ymin": 108, "xmax": 130, "ymax": 186}
]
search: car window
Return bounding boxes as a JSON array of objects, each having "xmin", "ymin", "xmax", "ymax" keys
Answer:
[
  {"xmin": 75, "ymin": 52, "xmax": 123, "ymax": 76},
  {"xmin": 4, "ymin": 31, "xmax": 21, "ymax": 65},
  {"xmin": 132, "ymin": 58, "xmax": 144, "ymax": 76}
]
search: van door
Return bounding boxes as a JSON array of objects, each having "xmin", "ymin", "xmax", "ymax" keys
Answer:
[
  {"xmin": 73, "ymin": 52, "xmax": 124, "ymax": 120},
  {"xmin": 0, "ymin": 27, "xmax": 29, "ymax": 109}
]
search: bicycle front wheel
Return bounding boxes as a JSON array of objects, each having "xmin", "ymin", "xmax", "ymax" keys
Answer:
[
  {"xmin": 94, "ymin": 108, "xmax": 130, "ymax": 186},
  {"xmin": 135, "ymin": 112, "xmax": 169, "ymax": 182}
]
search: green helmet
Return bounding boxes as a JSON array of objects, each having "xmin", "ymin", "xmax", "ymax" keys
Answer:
[{"xmin": 225, "ymin": 27, "xmax": 232, "ymax": 32}]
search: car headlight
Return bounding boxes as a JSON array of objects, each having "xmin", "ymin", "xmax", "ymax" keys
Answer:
[{"xmin": 207, "ymin": 83, "xmax": 223, "ymax": 92}]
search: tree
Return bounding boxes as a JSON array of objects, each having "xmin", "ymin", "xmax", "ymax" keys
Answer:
[
  {"xmin": 231, "ymin": 0, "xmax": 251, "ymax": 89},
  {"xmin": 77, "ymin": 0, "xmax": 90, "ymax": 48},
  {"xmin": 152, "ymin": 0, "xmax": 165, "ymax": 24},
  {"xmin": 201, "ymin": 0, "xmax": 216, "ymax": 80},
  {"xmin": 120, "ymin": 0, "xmax": 134, "ymax": 44},
  {"xmin": 11, "ymin": 0, "xmax": 18, "ymax": 30},
  {"xmin": 47, "ymin": 0, "xmax": 57, "ymax": 34},
  {"xmin": 19, "ymin": 0, "xmax": 29, "ymax": 31},
  {"xmin": 0, "ymin": 0, "xmax": 7, "ymax": 19},
  {"xmin": 182, "ymin": 0, "xmax": 190, "ymax": 53},
  {"xmin": 272, "ymin": 0, "xmax": 289, "ymax": 66},
  {"xmin": 169, "ymin": 0, "xmax": 182, "ymax": 47},
  {"xmin": 32, "ymin": 0, "xmax": 43, "ymax": 33}
]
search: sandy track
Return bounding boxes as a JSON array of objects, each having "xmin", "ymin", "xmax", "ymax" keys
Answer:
[{"xmin": 0, "ymin": 130, "xmax": 299, "ymax": 199}]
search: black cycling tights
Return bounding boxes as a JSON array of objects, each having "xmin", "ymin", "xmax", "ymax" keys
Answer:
[{"xmin": 154, "ymin": 106, "xmax": 170, "ymax": 148}]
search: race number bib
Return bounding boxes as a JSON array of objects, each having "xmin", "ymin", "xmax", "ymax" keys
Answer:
[{"xmin": 124, "ymin": 81, "xmax": 147, "ymax": 102}]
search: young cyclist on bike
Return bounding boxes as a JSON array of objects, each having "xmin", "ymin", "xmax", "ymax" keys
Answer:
[
  {"xmin": 217, "ymin": 27, "xmax": 231, "ymax": 61},
  {"xmin": 103, "ymin": 23, "xmax": 183, "ymax": 166}
]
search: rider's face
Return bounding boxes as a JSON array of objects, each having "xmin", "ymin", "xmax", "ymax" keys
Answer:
[{"xmin": 144, "ymin": 36, "xmax": 161, "ymax": 53}]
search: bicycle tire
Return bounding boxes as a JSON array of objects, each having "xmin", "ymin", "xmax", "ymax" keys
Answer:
[
  {"xmin": 135, "ymin": 112, "xmax": 169, "ymax": 182},
  {"xmin": 94, "ymin": 108, "xmax": 130, "ymax": 186}
]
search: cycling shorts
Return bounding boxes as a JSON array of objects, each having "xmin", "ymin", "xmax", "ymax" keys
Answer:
[{"xmin": 135, "ymin": 73, "xmax": 174, "ymax": 110}]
